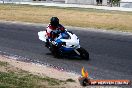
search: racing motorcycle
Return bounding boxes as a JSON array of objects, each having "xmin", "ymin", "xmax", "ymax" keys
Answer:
[{"xmin": 38, "ymin": 30, "xmax": 89, "ymax": 60}]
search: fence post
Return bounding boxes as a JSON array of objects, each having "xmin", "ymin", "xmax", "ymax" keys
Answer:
[{"xmin": 2, "ymin": 0, "xmax": 4, "ymax": 4}]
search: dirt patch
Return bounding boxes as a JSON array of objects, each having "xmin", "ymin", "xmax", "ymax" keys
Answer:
[{"xmin": 0, "ymin": 55, "xmax": 82, "ymax": 88}]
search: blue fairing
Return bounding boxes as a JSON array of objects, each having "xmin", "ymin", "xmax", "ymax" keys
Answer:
[
  {"xmin": 55, "ymin": 39, "xmax": 74, "ymax": 52},
  {"xmin": 54, "ymin": 32, "xmax": 75, "ymax": 52},
  {"xmin": 61, "ymin": 47, "xmax": 74, "ymax": 51},
  {"xmin": 55, "ymin": 39, "xmax": 62, "ymax": 43}
]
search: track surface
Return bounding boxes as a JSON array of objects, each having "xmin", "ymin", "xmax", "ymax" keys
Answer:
[{"xmin": 0, "ymin": 22, "xmax": 132, "ymax": 81}]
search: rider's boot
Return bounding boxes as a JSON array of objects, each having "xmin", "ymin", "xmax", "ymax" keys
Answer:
[{"xmin": 45, "ymin": 39, "xmax": 49, "ymax": 48}]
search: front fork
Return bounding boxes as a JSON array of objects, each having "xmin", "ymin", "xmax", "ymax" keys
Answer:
[
  {"xmin": 74, "ymin": 45, "xmax": 81, "ymax": 55},
  {"xmin": 74, "ymin": 49, "xmax": 80, "ymax": 55}
]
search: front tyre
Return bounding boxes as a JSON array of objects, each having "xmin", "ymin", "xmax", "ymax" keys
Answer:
[{"xmin": 77, "ymin": 47, "xmax": 89, "ymax": 60}]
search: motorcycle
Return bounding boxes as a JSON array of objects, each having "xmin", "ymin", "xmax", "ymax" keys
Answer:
[{"xmin": 38, "ymin": 30, "xmax": 89, "ymax": 60}]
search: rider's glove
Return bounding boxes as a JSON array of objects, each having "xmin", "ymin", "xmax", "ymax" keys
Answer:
[{"xmin": 50, "ymin": 38, "xmax": 54, "ymax": 42}]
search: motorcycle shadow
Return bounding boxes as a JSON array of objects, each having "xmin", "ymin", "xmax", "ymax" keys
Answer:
[{"xmin": 46, "ymin": 52, "xmax": 90, "ymax": 61}]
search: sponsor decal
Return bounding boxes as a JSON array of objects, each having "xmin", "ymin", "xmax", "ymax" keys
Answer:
[{"xmin": 78, "ymin": 67, "xmax": 131, "ymax": 86}]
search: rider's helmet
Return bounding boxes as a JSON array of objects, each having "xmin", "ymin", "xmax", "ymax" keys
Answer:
[{"xmin": 50, "ymin": 17, "xmax": 59, "ymax": 27}]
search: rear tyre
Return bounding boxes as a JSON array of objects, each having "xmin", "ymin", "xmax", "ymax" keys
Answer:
[
  {"xmin": 50, "ymin": 44, "xmax": 62, "ymax": 58},
  {"xmin": 77, "ymin": 47, "xmax": 89, "ymax": 60}
]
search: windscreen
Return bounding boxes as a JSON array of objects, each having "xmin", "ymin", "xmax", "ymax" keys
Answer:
[{"xmin": 61, "ymin": 32, "xmax": 70, "ymax": 39}]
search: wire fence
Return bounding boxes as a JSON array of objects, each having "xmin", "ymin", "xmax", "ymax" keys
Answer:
[
  {"xmin": 0, "ymin": 0, "xmax": 19, "ymax": 4},
  {"xmin": 0, "ymin": 0, "xmax": 33, "ymax": 4},
  {"xmin": 0, "ymin": 0, "xmax": 54, "ymax": 4},
  {"xmin": 0, "ymin": 0, "xmax": 132, "ymax": 8}
]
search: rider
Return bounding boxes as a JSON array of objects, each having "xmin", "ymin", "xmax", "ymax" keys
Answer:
[{"xmin": 45, "ymin": 17, "xmax": 66, "ymax": 47}]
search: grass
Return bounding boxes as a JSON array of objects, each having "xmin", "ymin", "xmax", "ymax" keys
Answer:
[
  {"xmin": 66, "ymin": 78, "xmax": 76, "ymax": 82},
  {"xmin": 0, "ymin": 61, "xmax": 9, "ymax": 66},
  {"xmin": 0, "ymin": 72, "xmax": 63, "ymax": 88},
  {"xmin": 0, "ymin": 4, "xmax": 132, "ymax": 32},
  {"xmin": 0, "ymin": 60, "xmax": 68, "ymax": 88}
]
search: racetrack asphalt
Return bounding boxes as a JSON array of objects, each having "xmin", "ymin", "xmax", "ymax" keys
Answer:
[{"xmin": 0, "ymin": 21, "xmax": 132, "ymax": 84}]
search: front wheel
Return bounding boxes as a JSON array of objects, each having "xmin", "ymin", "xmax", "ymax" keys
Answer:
[{"xmin": 77, "ymin": 47, "xmax": 89, "ymax": 60}]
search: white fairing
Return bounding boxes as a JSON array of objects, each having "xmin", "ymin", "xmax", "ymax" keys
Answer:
[
  {"xmin": 38, "ymin": 31, "xmax": 47, "ymax": 42},
  {"xmin": 56, "ymin": 32, "xmax": 80, "ymax": 49},
  {"xmin": 38, "ymin": 31, "xmax": 80, "ymax": 49}
]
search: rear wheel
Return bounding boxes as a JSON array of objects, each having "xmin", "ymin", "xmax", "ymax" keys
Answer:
[
  {"xmin": 77, "ymin": 47, "xmax": 89, "ymax": 60},
  {"xmin": 50, "ymin": 44, "xmax": 62, "ymax": 58}
]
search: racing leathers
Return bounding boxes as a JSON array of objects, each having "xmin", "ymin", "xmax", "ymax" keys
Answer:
[{"xmin": 45, "ymin": 24, "xmax": 65, "ymax": 47}]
